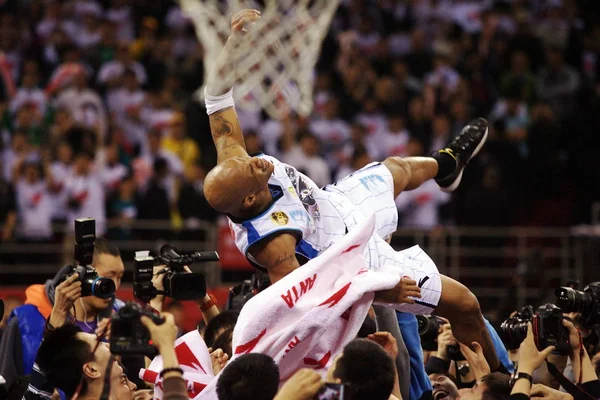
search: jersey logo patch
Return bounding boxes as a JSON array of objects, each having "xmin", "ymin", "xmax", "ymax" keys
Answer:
[{"xmin": 271, "ymin": 211, "xmax": 289, "ymax": 225}]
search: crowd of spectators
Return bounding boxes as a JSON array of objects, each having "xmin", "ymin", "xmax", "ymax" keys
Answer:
[{"xmin": 0, "ymin": 0, "xmax": 599, "ymax": 248}]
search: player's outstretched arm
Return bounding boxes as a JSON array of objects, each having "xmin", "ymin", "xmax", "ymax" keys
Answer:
[{"xmin": 205, "ymin": 9, "xmax": 261, "ymax": 164}]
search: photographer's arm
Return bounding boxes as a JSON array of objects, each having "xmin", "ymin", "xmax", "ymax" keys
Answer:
[
  {"xmin": 196, "ymin": 294, "xmax": 220, "ymax": 325},
  {"xmin": 141, "ymin": 313, "xmax": 187, "ymax": 400},
  {"xmin": 48, "ymin": 273, "xmax": 81, "ymax": 328},
  {"xmin": 562, "ymin": 319, "xmax": 599, "ymax": 397}
]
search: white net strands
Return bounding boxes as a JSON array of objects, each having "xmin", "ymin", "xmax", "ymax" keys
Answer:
[{"xmin": 180, "ymin": 0, "xmax": 340, "ymax": 119}]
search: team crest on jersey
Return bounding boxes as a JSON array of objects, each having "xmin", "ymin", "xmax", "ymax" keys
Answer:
[{"xmin": 271, "ymin": 211, "xmax": 289, "ymax": 225}]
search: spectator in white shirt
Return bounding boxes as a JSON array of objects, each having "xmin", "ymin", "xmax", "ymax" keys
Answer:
[
  {"xmin": 63, "ymin": 151, "xmax": 106, "ymax": 235},
  {"xmin": 283, "ymin": 132, "xmax": 331, "ymax": 188},
  {"xmin": 97, "ymin": 42, "xmax": 147, "ymax": 89},
  {"xmin": 309, "ymin": 96, "xmax": 353, "ymax": 170},
  {"xmin": 48, "ymin": 141, "xmax": 74, "ymax": 221},
  {"xmin": 395, "ymin": 180, "xmax": 451, "ymax": 229},
  {"xmin": 55, "ymin": 67, "xmax": 108, "ymax": 140},
  {"xmin": 73, "ymin": 8, "xmax": 103, "ymax": 50},
  {"xmin": 10, "ymin": 68, "xmax": 46, "ymax": 116},
  {"xmin": 372, "ymin": 112, "xmax": 411, "ymax": 160},
  {"xmin": 15, "ymin": 162, "xmax": 54, "ymax": 241},
  {"xmin": 106, "ymin": 0, "xmax": 135, "ymax": 42},
  {"xmin": 2, "ymin": 131, "xmax": 40, "ymax": 181},
  {"xmin": 99, "ymin": 142, "xmax": 128, "ymax": 195},
  {"xmin": 106, "ymin": 68, "xmax": 146, "ymax": 146}
]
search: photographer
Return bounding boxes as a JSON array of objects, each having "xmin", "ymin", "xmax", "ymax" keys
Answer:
[
  {"xmin": 32, "ymin": 312, "xmax": 187, "ymax": 400},
  {"xmin": 0, "ymin": 238, "xmax": 125, "ymax": 390}
]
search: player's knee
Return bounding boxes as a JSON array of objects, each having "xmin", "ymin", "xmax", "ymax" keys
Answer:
[{"xmin": 383, "ymin": 157, "xmax": 410, "ymax": 192}]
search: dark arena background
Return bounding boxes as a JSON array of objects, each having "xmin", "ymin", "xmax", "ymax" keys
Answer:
[{"xmin": 1, "ymin": 0, "xmax": 599, "ymax": 336}]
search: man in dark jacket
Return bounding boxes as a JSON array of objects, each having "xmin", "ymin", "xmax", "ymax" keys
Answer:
[{"xmin": 0, "ymin": 238, "xmax": 125, "ymax": 390}]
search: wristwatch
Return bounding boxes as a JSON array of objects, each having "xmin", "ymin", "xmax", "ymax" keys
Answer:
[{"xmin": 510, "ymin": 368, "xmax": 533, "ymax": 389}]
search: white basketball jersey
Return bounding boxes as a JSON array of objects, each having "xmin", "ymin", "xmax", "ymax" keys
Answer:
[{"xmin": 228, "ymin": 155, "xmax": 348, "ymax": 269}]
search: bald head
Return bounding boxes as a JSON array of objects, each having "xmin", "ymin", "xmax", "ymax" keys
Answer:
[
  {"xmin": 204, "ymin": 156, "xmax": 274, "ymax": 215},
  {"xmin": 205, "ymin": 162, "xmax": 247, "ymax": 213}
]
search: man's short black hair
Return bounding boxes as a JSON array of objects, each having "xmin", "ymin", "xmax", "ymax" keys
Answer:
[
  {"xmin": 481, "ymin": 372, "xmax": 510, "ymax": 400},
  {"xmin": 203, "ymin": 310, "xmax": 239, "ymax": 348},
  {"xmin": 94, "ymin": 237, "xmax": 120, "ymax": 257},
  {"xmin": 36, "ymin": 324, "xmax": 93, "ymax": 399},
  {"xmin": 334, "ymin": 338, "xmax": 395, "ymax": 400},
  {"xmin": 216, "ymin": 353, "xmax": 279, "ymax": 400}
]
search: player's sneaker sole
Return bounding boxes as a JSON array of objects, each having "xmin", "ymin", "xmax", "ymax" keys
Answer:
[{"xmin": 436, "ymin": 118, "xmax": 488, "ymax": 193}]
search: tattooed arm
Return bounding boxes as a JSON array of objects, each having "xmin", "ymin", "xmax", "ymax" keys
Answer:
[
  {"xmin": 206, "ymin": 10, "xmax": 262, "ymax": 163},
  {"xmin": 249, "ymin": 233, "xmax": 301, "ymax": 284},
  {"xmin": 209, "ymin": 107, "xmax": 248, "ymax": 163}
]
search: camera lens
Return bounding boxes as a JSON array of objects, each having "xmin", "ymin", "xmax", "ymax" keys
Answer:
[
  {"xmin": 90, "ymin": 277, "xmax": 116, "ymax": 299},
  {"xmin": 499, "ymin": 318, "xmax": 529, "ymax": 350},
  {"xmin": 555, "ymin": 287, "xmax": 593, "ymax": 314}
]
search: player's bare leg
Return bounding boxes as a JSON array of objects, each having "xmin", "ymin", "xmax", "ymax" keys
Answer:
[
  {"xmin": 434, "ymin": 276, "xmax": 501, "ymax": 371},
  {"xmin": 383, "ymin": 118, "xmax": 489, "ymax": 198}
]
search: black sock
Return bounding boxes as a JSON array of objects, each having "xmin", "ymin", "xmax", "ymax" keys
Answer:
[{"xmin": 432, "ymin": 151, "xmax": 457, "ymax": 179}]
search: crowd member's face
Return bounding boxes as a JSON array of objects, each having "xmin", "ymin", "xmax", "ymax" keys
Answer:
[
  {"xmin": 430, "ymin": 374, "xmax": 459, "ymax": 400},
  {"xmin": 458, "ymin": 381, "xmax": 488, "ymax": 400},
  {"xmin": 58, "ymin": 143, "xmax": 73, "ymax": 164},
  {"xmin": 78, "ymin": 333, "xmax": 137, "ymax": 400},
  {"xmin": 94, "ymin": 253, "xmax": 125, "ymax": 290},
  {"xmin": 24, "ymin": 165, "xmax": 40, "ymax": 183},
  {"xmin": 74, "ymin": 155, "xmax": 91, "ymax": 175}
]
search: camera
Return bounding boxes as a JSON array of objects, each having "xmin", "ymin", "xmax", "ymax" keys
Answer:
[
  {"xmin": 58, "ymin": 219, "xmax": 115, "ymax": 299},
  {"xmin": 416, "ymin": 315, "xmax": 463, "ymax": 360},
  {"xmin": 110, "ymin": 302, "xmax": 164, "ymax": 356},
  {"xmin": 133, "ymin": 245, "xmax": 218, "ymax": 303},
  {"xmin": 227, "ymin": 271, "xmax": 271, "ymax": 312},
  {"xmin": 316, "ymin": 383, "xmax": 346, "ymax": 400},
  {"xmin": 500, "ymin": 304, "xmax": 571, "ymax": 355},
  {"xmin": 555, "ymin": 282, "xmax": 600, "ymax": 329}
]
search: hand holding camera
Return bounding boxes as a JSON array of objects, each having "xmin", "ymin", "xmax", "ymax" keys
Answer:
[
  {"xmin": 436, "ymin": 324, "xmax": 457, "ymax": 362},
  {"xmin": 274, "ymin": 369, "xmax": 323, "ymax": 400},
  {"xmin": 518, "ymin": 323, "xmax": 556, "ymax": 375},
  {"xmin": 140, "ymin": 312, "xmax": 177, "ymax": 353},
  {"xmin": 49, "ymin": 273, "xmax": 82, "ymax": 328}
]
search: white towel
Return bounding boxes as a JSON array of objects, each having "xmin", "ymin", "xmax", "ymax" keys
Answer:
[
  {"xmin": 139, "ymin": 330, "xmax": 215, "ymax": 399},
  {"xmin": 196, "ymin": 215, "xmax": 402, "ymax": 399}
]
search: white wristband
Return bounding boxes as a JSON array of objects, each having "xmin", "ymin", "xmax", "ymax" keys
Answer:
[{"xmin": 204, "ymin": 87, "xmax": 235, "ymax": 115}]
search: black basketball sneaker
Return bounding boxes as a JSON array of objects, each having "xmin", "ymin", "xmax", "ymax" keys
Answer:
[{"xmin": 435, "ymin": 117, "xmax": 488, "ymax": 192}]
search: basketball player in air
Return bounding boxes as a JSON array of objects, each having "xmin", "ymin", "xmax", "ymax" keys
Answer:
[{"xmin": 203, "ymin": 9, "xmax": 501, "ymax": 370}]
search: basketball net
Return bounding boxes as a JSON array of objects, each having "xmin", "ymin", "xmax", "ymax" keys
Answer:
[{"xmin": 180, "ymin": 0, "xmax": 340, "ymax": 119}]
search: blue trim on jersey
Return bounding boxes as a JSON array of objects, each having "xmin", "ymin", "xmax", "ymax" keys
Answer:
[
  {"xmin": 296, "ymin": 239, "xmax": 319, "ymax": 260},
  {"xmin": 242, "ymin": 221, "xmax": 260, "ymax": 245},
  {"xmin": 242, "ymin": 227, "xmax": 304, "ymax": 253}
]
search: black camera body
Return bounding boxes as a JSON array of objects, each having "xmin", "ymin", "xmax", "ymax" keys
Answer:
[
  {"xmin": 227, "ymin": 271, "xmax": 271, "ymax": 312},
  {"xmin": 58, "ymin": 219, "xmax": 115, "ymax": 299},
  {"xmin": 555, "ymin": 282, "xmax": 600, "ymax": 329},
  {"xmin": 416, "ymin": 315, "xmax": 464, "ymax": 360},
  {"xmin": 110, "ymin": 302, "xmax": 164, "ymax": 357},
  {"xmin": 500, "ymin": 304, "xmax": 570, "ymax": 355},
  {"xmin": 133, "ymin": 245, "xmax": 218, "ymax": 303}
]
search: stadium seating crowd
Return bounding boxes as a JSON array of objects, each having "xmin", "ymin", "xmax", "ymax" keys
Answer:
[{"xmin": 1, "ymin": 0, "xmax": 599, "ymax": 247}]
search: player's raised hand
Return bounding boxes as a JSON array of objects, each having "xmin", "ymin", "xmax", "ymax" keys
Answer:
[{"xmin": 231, "ymin": 9, "xmax": 261, "ymax": 36}]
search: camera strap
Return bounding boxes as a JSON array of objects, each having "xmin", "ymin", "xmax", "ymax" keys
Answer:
[
  {"xmin": 99, "ymin": 354, "xmax": 116, "ymax": 400},
  {"xmin": 545, "ymin": 361, "xmax": 595, "ymax": 400}
]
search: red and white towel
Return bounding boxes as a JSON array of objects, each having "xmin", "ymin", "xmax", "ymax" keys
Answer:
[
  {"xmin": 140, "ymin": 330, "xmax": 215, "ymax": 399},
  {"xmin": 196, "ymin": 215, "xmax": 402, "ymax": 399}
]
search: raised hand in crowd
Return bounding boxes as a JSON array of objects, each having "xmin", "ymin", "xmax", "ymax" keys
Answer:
[
  {"xmin": 273, "ymin": 368, "xmax": 323, "ymax": 400},
  {"xmin": 368, "ymin": 331, "xmax": 402, "ymax": 400},
  {"xmin": 48, "ymin": 273, "xmax": 81, "ymax": 328},
  {"xmin": 459, "ymin": 341, "xmax": 491, "ymax": 381},
  {"xmin": 374, "ymin": 277, "xmax": 422, "ymax": 304},
  {"xmin": 531, "ymin": 384, "xmax": 574, "ymax": 400},
  {"xmin": 562, "ymin": 318, "xmax": 599, "ymax": 384},
  {"xmin": 208, "ymin": 347, "xmax": 229, "ymax": 375},
  {"xmin": 511, "ymin": 323, "xmax": 555, "ymax": 397},
  {"xmin": 141, "ymin": 312, "xmax": 181, "ymax": 379}
]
